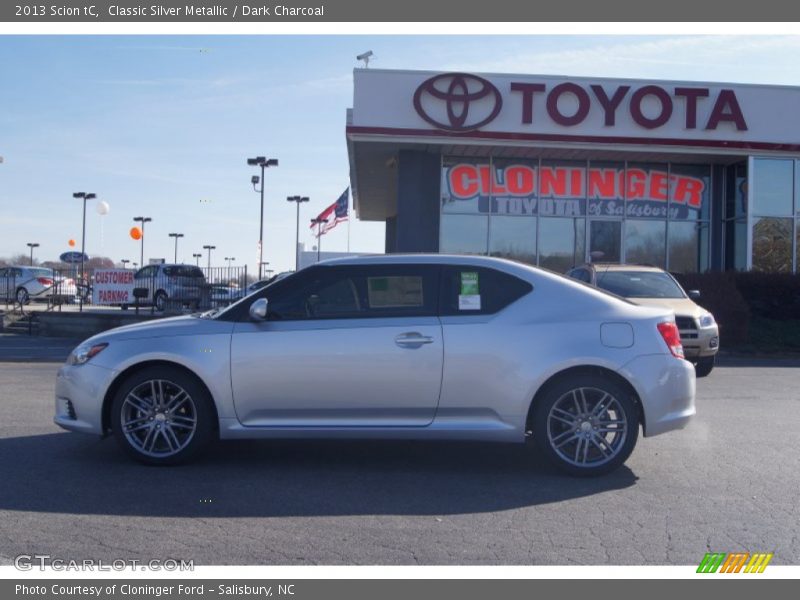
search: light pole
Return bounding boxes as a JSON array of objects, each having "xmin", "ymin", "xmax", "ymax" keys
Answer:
[
  {"xmin": 26, "ymin": 243, "xmax": 39, "ymax": 266},
  {"xmin": 133, "ymin": 216, "xmax": 152, "ymax": 267},
  {"xmin": 73, "ymin": 192, "xmax": 96, "ymax": 312},
  {"xmin": 247, "ymin": 156, "xmax": 278, "ymax": 280},
  {"xmin": 203, "ymin": 245, "xmax": 216, "ymax": 271},
  {"xmin": 310, "ymin": 217, "xmax": 329, "ymax": 263},
  {"xmin": 168, "ymin": 232, "xmax": 184, "ymax": 263},
  {"xmin": 192, "ymin": 253, "xmax": 202, "ymax": 267},
  {"xmin": 224, "ymin": 257, "xmax": 235, "ymax": 267},
  {"xmin": 121, "ymin": 259, "xmax": 130, "ymax": 269},
  {"xmin": 287, "ymin": 196, "xmax": 309, "ymax": 271}
]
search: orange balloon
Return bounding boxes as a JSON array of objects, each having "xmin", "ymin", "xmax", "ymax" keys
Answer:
[
  {"xmin": 68, "ymin": 239, "xmax": 76, "ymax": 247},
  {"xmin": 130, "ymin": 227, "xmax": 142, "ymax": 241}
]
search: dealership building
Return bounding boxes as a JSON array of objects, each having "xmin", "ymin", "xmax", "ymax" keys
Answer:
[{"xmin": 346, "ymin": 69, "xmax": 800, "ymax": 273}]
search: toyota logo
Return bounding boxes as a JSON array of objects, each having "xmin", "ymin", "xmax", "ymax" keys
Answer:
[{"xmin": 413, "ymin": 72, "xmax": 503, "ymax": 132}]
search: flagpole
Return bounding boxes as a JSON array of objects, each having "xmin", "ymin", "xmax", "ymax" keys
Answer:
[{"xmin": 347, "ymin": 216, "xmax": 351, "ymax": 253}]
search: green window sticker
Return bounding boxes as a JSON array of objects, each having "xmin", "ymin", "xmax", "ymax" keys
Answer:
[{"xmin": 460, "ymin": 272, "xmax": 479, "ymax": 295}]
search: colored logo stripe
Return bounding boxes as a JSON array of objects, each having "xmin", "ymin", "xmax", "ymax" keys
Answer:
[{"xmin": 697, "ymin": 552, "xmax": 773, "ymax": 573}]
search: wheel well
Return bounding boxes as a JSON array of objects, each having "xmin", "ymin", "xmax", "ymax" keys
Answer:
[
  {"xmin": 525, "ymin": 365, "xmax": 644, "ymax": 434},
  {"xmin": 101, "ymin": 360, "xmax": 219, "ymax": 435}
]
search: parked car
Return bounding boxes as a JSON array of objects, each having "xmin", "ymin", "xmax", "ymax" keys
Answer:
[
  {"xmin": 0, "ymin": 266, "xmax": 77, "ymax": 304},
  {"xmin": 55, "ymin": 255, "xmax": 695, "ymax": 475},
  {"xmin": 130, "ymin": 264, "xmax": 207, "ymax": 311},
  {"xmin": 210, "ymin": 283, "xmax": 244, "ymax": 305},
  {"xmin": 245, "ymin": 271, "xmax": 295, "ymax": 295},
  {"xmin": 566, "ymin": 263, "xmax": 719, "ymax": 376}
]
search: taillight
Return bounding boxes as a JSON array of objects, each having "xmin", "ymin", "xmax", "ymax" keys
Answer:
[
  {"xmin": 37, "ymin": 277, "xmax": 54, "ymax": 285},
  {"xmin": 657, "ymin": 321, "xmax": 684, "ymax": 359}
]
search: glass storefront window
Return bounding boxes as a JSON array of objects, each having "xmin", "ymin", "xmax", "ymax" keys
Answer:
[
  {"xmin": 669, "ymin": 221, "xmax": 710, "ymax": 273},
  {"xmin": 588, "ymin": 220, "xmax": 622, "ymax": 262},
  {"xmin": 488, "ymin": 215, "xmax": 537, "ymax": 265},
  {"xmin": 725, "ymin": 162, "xmax": 748, "ymax": 219},
  {"xmin": 441, "ymin": 158, "xmax": 490, "ymax": 215},
  {"xmin": 588, "ymin": 161, "xmax": 625, "ymax": 219},
  {"xmin": 538, "ymin": 218, "xmax": 585, "ymax": 272},
  {"xmin": 752, "ymin": 217, "xmax": 793, "ymax": 273},
  {"xmin": 538, "ymin": 160, "xmax": 586, "ymax": 217},
  {"xmin": 626, "ymin": 162, "xmax": 669, "ymax": 219},
  {"xmin": 439, "ymin": 214, "xmax": 488, "ymax": 255},
  {"xmin": 625, "ymin": 220, "xmax": 666, "ymax": 267},
  {"xmin": 491, "ymin": 159, "xmax": 538, "ymax": 216},
  {"xmin": 753, "ymin": 159, "xmax": 794, "ymax": 217},
  {"xmin": 670, "ymin": 164, "xmax": 711, "ymax": 220}
]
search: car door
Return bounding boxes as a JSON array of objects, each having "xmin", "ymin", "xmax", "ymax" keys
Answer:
[
  {"xmin": 0, "ymin": 268, "xmax": 8, "ymax": 298},
  {"xmin": 230, "ymin": 264, "xmax": 443, "ymax": 427}
]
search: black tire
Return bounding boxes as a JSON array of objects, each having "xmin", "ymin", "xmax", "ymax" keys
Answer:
[
  {"xmin": 532, "ymin": 373, "xmax": 639, "ymax": 477},
  {"xmin": 16, "ymin": 287, "xmax": 30, "ymax": 305},
  {"xmin": 154, "ymin": 290, "xmax": 167, "ymax": 312},
  {"xmin": 110, "ymin": 366, "xmax": 216, "ymax": 465},
  {"xmin": 694, "ymin": 355, "xmax": 715, "ymax": 378}
]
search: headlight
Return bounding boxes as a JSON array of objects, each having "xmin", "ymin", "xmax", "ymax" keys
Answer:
[
  {"xmin": 699, "ymin": 313, "xmax": 716, "ymax": 328},
  {"xmin": 67, "ymin": 342, "xmax": 108, "ymax": 366}
]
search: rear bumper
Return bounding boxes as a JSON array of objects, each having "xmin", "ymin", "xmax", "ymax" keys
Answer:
[{"xmin": 619, "ymin": 353, "xmax": 696, "ymax": 438}]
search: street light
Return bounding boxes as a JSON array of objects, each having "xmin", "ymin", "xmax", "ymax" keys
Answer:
[
  {"xmin": 224, "ymin": 257, "xmax": 235, "ymax": 267},
  {"xmin": 26, "ymin": 243, "xmax": 39, "ymax": 266},
  {"xmin": 121, "ymin": 259, "xmax": 130, "ymax": 269},
  {"xmin": 287, "ymin": 196, "xmax": 309, "ymax": 270},
  {"xmin": 203, "ymin": 245, "xmax": 216, "ymax": 271},
  {"xmin": 73, "ymin": 192, "xmax": 96, "ymax": 312},
  {"xmin": 132, "ymin": 216, "xmax": 152, "ymax": 266},
  {"xmin": 310, "ymin": 217, "xmax": 329, "ymax": 263},
  {"xmin": 168, "ymin": 232, "xmax": 184, "ymax": 263},
  {"xmin": 247, "ymin": 155, "xmax": 279, "ymax": 280},
  {"xmin": 192, "ymin": 253, "xmax": 202, "ymax": 267}
]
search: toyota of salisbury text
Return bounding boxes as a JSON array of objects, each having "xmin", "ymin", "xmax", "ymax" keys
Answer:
[{"xmin": 54, "ymin": 255, "xmax": 695, "ymax": 476}]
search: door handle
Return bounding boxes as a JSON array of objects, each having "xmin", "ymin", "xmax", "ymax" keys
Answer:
[{"xmin": 395, "ymin": 332, "xmax": 435, "ymax": 347}]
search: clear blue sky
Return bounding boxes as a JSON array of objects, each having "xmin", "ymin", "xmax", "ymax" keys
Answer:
[{"xmin": 1, "ymin": 35, "xmax": 798, "ymax": 273}]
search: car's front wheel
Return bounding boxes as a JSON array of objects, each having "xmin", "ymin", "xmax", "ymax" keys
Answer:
[
  {"xmin": 111, "ymin": 366, "xmax": 215, "ymax": 465},
  {"xmin": 533, "ymin": 374, "xmax": 639, "ymax": 476},
  {"xmin": 694, "ymin": 355, "xmax": 715, "ymax": 378},
  {"xmin": 154, "ymin": 290, "xmax": 168, "ymax": 312}
]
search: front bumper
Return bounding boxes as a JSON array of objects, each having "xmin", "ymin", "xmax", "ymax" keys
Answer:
[
  {"xmin": 681, "ymin": 324, "xmax": 720, "ymax": 359},
  {"xmin": 54, "ymin": 363, "xmax": 117, "ymax": 435},
  {"xmin": 619, "ymin": 353, "xmax": 696, "ymax": 438}
]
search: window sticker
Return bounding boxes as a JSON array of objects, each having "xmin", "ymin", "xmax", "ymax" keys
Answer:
[{"xmin": 458, "ymin": 272, "xmax": 481, "ymax": 310}]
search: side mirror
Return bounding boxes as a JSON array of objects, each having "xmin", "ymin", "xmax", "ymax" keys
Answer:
[
  {"xmin": 688, "ymin": 289, "xmax": 701, "ymax": 300},
  {"xmin": 249, "ymin": 298, "xmax": 268, "ymax": 321}
]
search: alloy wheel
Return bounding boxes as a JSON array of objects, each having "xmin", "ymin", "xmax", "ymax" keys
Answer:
[
  {"xmin": 121, "ymin": 379, "xmax": 197, "ymax": 458},
  {"xmin": 546, "ymin": 386, "xmax": 628, "ymax": 468}
]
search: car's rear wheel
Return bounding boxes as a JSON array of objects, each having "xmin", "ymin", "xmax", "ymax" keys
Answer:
[
  {"xmin": 533, "ymin": 374, "xmax": 639, "ymax": 476},
  {"xmin": 111, "ymin": 366, "xmax": 215, "ymax": 465},
  {"xmin": 694, "ymin": 355, "xmax": 715, "ymax": 378},
  {"xmin": 16, "ymin": 287, "xmax": 29, "ymax": 305}
]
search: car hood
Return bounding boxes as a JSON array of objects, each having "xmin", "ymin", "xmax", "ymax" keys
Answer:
[
  {"xmin": 627, "ymin": 297, "xmax": 708, "ymax": 317},
  {"xmin": 87, "ymin": 314, "xmax": 234, "ymax": 344}
]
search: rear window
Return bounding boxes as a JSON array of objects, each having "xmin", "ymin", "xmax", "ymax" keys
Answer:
[
  {"xmin": 164, "ymin": 266, "xmax": 205, "ymax": 278},
  {"xmin": 596, "ymin": 271, "xmax": 685, "ymax": 299},
  {"xmin": 440, "ymin": 266, "xmax": 532, "ymax": 316},
  {"xmin": 28, "ymin": 268, "xmax": 54, "ymax": 278}
]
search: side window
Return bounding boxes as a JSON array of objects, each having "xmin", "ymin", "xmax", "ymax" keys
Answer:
[
  {"xmin": 265, "ymin": 265, "xmax": 439, "ymax": 321},
  {"xmin": 440, "ymin": 266, "xmax": 532, "ymax": 316},
  {"xmin": 576, "ymin": 268, "xmax": 592, "ymax": 283},
  {"xmin": 0, "ymin": 269, "xmax": 7, "ymax": 278}
]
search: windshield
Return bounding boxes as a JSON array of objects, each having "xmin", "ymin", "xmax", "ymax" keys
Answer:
[{"xmin": 596, "ymin": 271, "xmax": 686, "ymax": 299}]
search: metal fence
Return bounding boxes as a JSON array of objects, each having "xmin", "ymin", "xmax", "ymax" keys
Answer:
[{"xmin": 2, "ymin": 264, "xmax": 250, "ymax": 314}]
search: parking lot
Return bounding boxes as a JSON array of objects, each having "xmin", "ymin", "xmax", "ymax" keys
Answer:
[{"xmin": 0, "ymin": 340, "xmax": 798, "ymax": 565}]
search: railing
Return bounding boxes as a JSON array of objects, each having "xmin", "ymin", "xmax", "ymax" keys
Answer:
[{"xmin": 4, "ymin": 265, "xmax": 250, "ymax": 314}]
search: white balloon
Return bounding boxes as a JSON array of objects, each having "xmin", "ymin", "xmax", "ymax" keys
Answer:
[{"xmin": 96, "ymin": 200, "xmax": 110, "ymax": 216}]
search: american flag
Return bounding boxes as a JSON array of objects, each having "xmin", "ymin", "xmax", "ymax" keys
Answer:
[{"xmin": 310, "ymin": 188, "xmax": 349, "ymax": 237}]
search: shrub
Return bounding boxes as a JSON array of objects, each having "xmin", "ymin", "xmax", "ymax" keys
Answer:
[
  {"xmin": 673, "ymin": 272, "xmax": 750, "ymax": 345},
  {"xmin": 730, "ymin": 272, "xmax": 800, "ymax": 321}
]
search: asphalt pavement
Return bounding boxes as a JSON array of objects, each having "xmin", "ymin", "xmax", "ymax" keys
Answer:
[{"xmin": 0, "ymin": 343, "xmax": 798, "ymax": 565}]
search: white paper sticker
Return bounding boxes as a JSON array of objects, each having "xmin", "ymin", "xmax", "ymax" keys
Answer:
[{"xmin": 458, "ymin": 294, "xmax": 481, "ymax": 310}]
